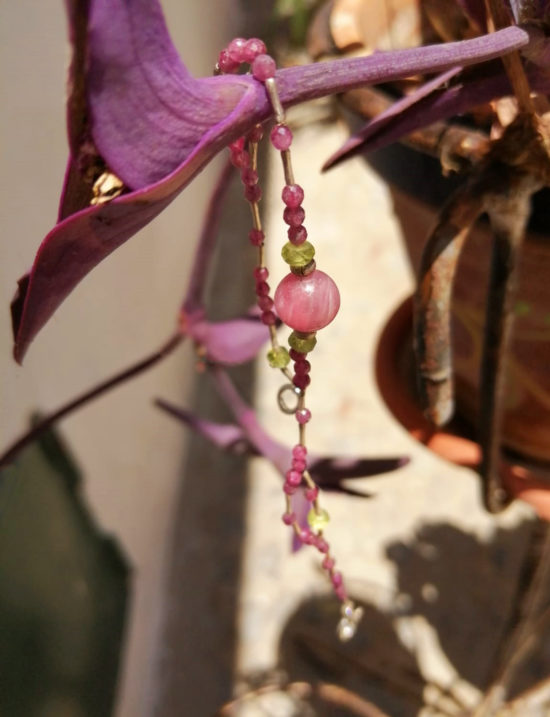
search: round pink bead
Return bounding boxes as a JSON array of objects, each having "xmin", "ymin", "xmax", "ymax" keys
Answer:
[
  {"xmin": 283, "ymin": 482, "xmax": 296, "ymax": 495},
  {"xmin": 322, "ymin": 556, "xmax": 335, "ymax": 571},
  {"xmin": 252, "ymin": 53, "xmax": 276, "ymax": 80},
  {"xmin": 231, "ymin": 149, "xmax": 250, "ymax": 169},
  {"xmin": 293, "ymin": 374, "xmax": 310, "ymax": 390},
  {"xmin": 248, "ymin": 124, "xmax": 264, "ymax": 143},
  {"xmin": 243, "ymin": 38, "xmax": 267, "ymax": 63},
  {"xmin": 256, "ymin": 280, "xmax": 269, "ymax": 296},
  {"xmin": 289, "ymin": 350, "xmax": 306, "ymax": 362},
  {"xmin": 288, "ymin": 225, "xmax": 308, "ymax": 246},
  {"xmin": 305, "ymin": 487, "xmax": 318, "ymax": 501},
  {"xmin": 300, "ymin": 529, "xmax": 314, "ymax": 545},
  {"xmin": 270, "ymin": 124, "xmax": 293, "ymax": 150},
  {"xmin": 227, "ymin": 37, "xmax": 247, "ymax": 63},
  {"xmin": 244, "ymin": 184, "xmax": 262, "ymax": 203},
  {"xmin": 316, "ymin": 538, "xmax": 329, "ymax": 554},
  {"xmin": 257, "ymin": 295, "xmax": 273, "ymax": 311},
  {"xmin": 218, "ymin": 49, "xmax": 239, "ymax": 73},
  {"xmin": 282, "ymin": 511, "xmax": 296, "ymax": 525},
  {"xmin": 293, "ymin": 444, "xmax": 307, "ymax": 458},
  {"xmin": 292, "ymin": 458, "xmax": 306, "ymax": 472},
  {"xmin": 274, "ymin": 270, "xmax": 340, "ymax": 332},
  {"xmin": 254, "ymin": 266, "xmax": 269, "ymax": 281},
  {"xmin": 249, "ymin": 229, "xmax": 264, "ymax": 246},
  {"xmin": 241, "ymin": 168, "xmax": 258, "ymax": 186},
  {"xmin": 261, "ymin": 311, "xmax": 277, "ymax": 326},
  {"xmin": 296, "ymin": 408, "xmax": 311, "ymax": 424},
  {"xmin": 285, "ymin": 469, "xmax": 302, "ymax": 486},
  {"xmin": 283, "ymin": 206, "xmax": 305, "ymax": 227},
  {"xmin": 294, "ymin": 359, "xmax": 311, "ymax": 375},
  {"xmin": 282, "ymin": 184, "xmax": 304, "ymax": 208},
  {"xmin": 331, "ymin": 571, "xmax": 343, "ymax": 588}
]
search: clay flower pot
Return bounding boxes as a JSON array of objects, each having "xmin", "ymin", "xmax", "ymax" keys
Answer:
[{"xmin": 309, "ymin": 0, "xmax": 550, "ymax": 516}]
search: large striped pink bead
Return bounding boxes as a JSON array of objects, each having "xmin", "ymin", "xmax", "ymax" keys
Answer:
[{"xmin": 274, "ymin": 270, "xmax": 340, "ymax": 332}]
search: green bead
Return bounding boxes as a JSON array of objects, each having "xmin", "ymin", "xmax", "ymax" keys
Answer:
[
  {"xmin": 281, "ymin": 241, "xmax": 315, "ymax": 267},
  {"xmin": 289, "ymin": 331, "xmax": 317, "ymax": 353},
  {"xmin": 307, "ymin": 507, "xmax": 330, "ymax": 531},
  {"xmin": 267, "ymin": 346, "xmax": 290, "ymax": 368}
]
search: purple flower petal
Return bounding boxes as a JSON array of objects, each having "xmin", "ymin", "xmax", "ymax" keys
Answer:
[
  {"xmin": 154, "ymin": 398, "xmax": 254, "ymax": 455},
  {"xmin": 186, "ymin": 309, "xmax": 273, "ymax": 365}
]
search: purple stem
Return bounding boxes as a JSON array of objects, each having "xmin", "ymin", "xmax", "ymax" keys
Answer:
[
  {"xmin": 183, "ymin": 158, "xmax": 235, "ymax": 314},
  {"xmin": 0, "ymin": 332, "xmax": 183, "ymax": 469}
]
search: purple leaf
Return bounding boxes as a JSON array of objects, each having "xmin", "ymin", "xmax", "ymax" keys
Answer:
[{"xmin": 11, "ymin": 0, "xmax": 529, "ymax": 363}]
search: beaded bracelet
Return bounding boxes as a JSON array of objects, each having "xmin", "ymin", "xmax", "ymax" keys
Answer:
[{"xmin": 216, "ymin": 38, "xmax": 363, "ymax": 641}]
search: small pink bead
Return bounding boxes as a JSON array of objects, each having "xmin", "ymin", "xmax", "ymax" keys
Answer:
[
  {"xmin": 322, "ymin": 556, "xmax": 334, "ymax": 570},
  {"xmin": 283, "ymin": 206, "xmax": 305, "ymax": 227},
  {"xmin": 335, "ymin": 586, "xmax": 348, "ymax": 602},
  {"xmin": 296, "ymin": 408, "xmax": 311, "ymax": 424},
  {"xmin": 231, "ymin": 149, "xmax": 250, "ymax": 169},
  {"xmin": 248, "ymin": 124, "xmax": 264, "ymax": 143},
  {"xmin": 270, "ymin": 124, "xmax": 293, "ymax": 151},
  {"xmin": 293, "ymin": 373, "xmax": 311, "ymax": 390},
  {"xmin": 249, "ymin": 229, "xmax": 264, "ymax": 246},
  {"xmin": 288, "ymin": 225, "xmax": 308, "ymax": 246},
  {"xmin": 218, "ymin": 49, "xmax": 239, "ymax": 73},
  {"xmin": 261, "ymin": 311, "xmax": 277, "ymax": 326},
  {"xmin": 274, "ymin": 270, "xmax": 340, "ymax": 332},
  {"xmin": 229, "ymin": 137, "xmax": 245, "ymax": 152},
  {"xmin": 241, "ymin": 167, "xmax": 258, "ymax": 186},
  {"xmin": 243, "ymin": 38, "xmax": 267, "ymax": 63},
  {"xmin": 227, "ymin": 37, "xmax": 247, "ymax": 63},
  {"xmin": 292, "ymin": 444, "xmax": 307, "ymax": 458},
  {"xmin": 254, "ymin": 266, "xmax": 269, "ymax": 281},
  {"xmin": 305, "ymin": 486, "xmax": 318, "ymax": 501},
  {"xmin": 316, "ymin": 538, "xmax": 329, "ymax": 554},
  {"xmin": 252, "ymin": 53, "xmax": 276, "ymax": 80},
  {"xmin": 331, "ymin": 571, "xmax": 343, "ymax": 588},
  {"xmin": 257, "ymin": 295, "xmax": 273, "ymax": 311},
  {"xmin": 256, "ymin": 280, "xmax": 270, "ymax": 296},
  {"xmin": 292, "ymin": 458, "xmax": 306, "ymax": 472},
  {"xmin": 300, "ymin": 529, "xmax": 314, "ymax": 545},
  {"xmin": 244, "ymin": 184, "xmax": 262, "ymax": 203},
  {"xmin": 285, "ymin": 469, "xmax": 302, "ymax": 486},
  {"xmin": 294, "ymin": 359, "xmax": 311, "ymax": 375},
  {"xmin": 289, "ymin": 350, "xmax": 306, "ymax": 362},
  {"xmin": 283, "ymin": 482, "xmax": 297, "ymax": 495},
  {"xmin": 282, "ymin": 511, "xmax": 296, "ymax": 525},
  {"xmin": 282, "ymin": 184, "xmax": 304, "ymax": 208}
]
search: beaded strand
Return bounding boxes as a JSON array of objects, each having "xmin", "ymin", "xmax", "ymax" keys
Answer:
[{"xmin": 216, "ymin": 38, "xmax": 363, "ymax": 641}]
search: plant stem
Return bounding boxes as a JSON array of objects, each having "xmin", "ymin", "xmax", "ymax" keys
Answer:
[{"xmin": 0, "ymin": 332, "xmax": 183, "ymax": 468}]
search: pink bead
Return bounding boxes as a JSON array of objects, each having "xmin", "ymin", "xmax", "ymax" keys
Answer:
[
  {"xmin": 254, "ymin": 266, "xmax": 269, "ymax": 281},
  {"xmin": 229, "ymin": 137, "xmax": 245, "ymax": 152},
  {"xmin": 335, "ymin": 586, "xmax": 348, "ymax": 602},
  {"xmin": 249, "ymin": 229, "xmax": 264, "ymax": 246},
  {"xmin": 227, "ymin": 37, "xmax": 247, "ymax": 63},
  {"xmin": 283, "ymin": 206, "xmax": 305, "ymax": 227},
  {"xmin": 285, "ymin": 469, "xmax": 302, "ymax": 486},
  {"xmin": 292, "ymin": 458, "xmax": 306, "ymax": 472},
  {"xmin": 305, "ymin": 487, "xmax": 318, "ymax": 501},
  {"xmin": 331, "ymin": 571, "xmax": 343, "ymax": 587},
  {"xmin": 282, "ymin": 184, "xmax": 304, "ymax": 208},
  {"xmin": 241, "ymin": 168, "xmax": 258, "ymax": 186},
  {"xmin": 316, "ymin": 538, "xmax": 329, "ymax": 554},
  {"xmin": 288, "ymin": 225, "xmax": 308, "ymax": 246},
  {"xmin": 244, "ymin": 184, "xmax": 262, "ymax": 203},
  {"xmin": 243, "ymin": 38, "xmax": 267, "ymax": 63},
  {"xmin": 274, "ymin": 270, "xmax": 341, "ymax": 332},
  {"xmin": 261, "ymin": 311, "xmax": 277, "ymax": 326},
  {"xmin": 282, "ymin": 511, "xmax": 295, "ymax": 525},
  {"xmin": 218, "ymin": 49, "xmax": 239, "ymax": 73},
  {"xmin": 256, "ymin": 280, "xmax": 270, "ymax": 296},
  {"xmin": 231, "ymin": 149, "xmax": 250, "ymax": 169},
  {"xmin": 270, "ymin": 124, "xmax": 293, "ymax": 151},
  {"xmin": 252, "ymin": 53, "xmax": 276, "ymax": 80},
  {"xmin": 300, "ymin": 529, "xmax": 314, "ymax": 545},
  {"xmin": 257, "ymin": 295, "xmax": 273, "ymax": 311},
  {"xmin": 296, "ymin": 408, "xmax": 311, "ymax": 424},
  {"xmin": 294, "ymin": 359, "xmax": 311, "ymax": 375},
  {"xmin": 293, "ymin": 373, "xmax": 311, "ymax": 390},
  {"xmin": 322, "ymin": 556, "xmax": 334, "ymax": 570},
  {"xmin": 283, "ymin": 482, "xmax": 296, "ymax": 495},
  {"xmin": 292, "ymin": 444, "xmax": 307, "ymax": 457},
  {"xmin": 289, "ymin": 350, "xmax": 306, "ymax": 362},
  {"xmin": 248, "ymin": 124, "xmax": 264, "ymax": 143}
]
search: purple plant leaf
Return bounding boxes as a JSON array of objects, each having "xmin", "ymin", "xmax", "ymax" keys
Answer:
[
  {"xmin": 154, "ymin": 398, "xmax": 255, "ymax": 455},
  {"xmin": 186, "ymin": 310, "xmax": 273, "ymax": 365},
  {"xmin": 324, "ymin": 61, "xmax": 550, "ymax": 169},
  {"xmin": 10, "ymin": 0, "xmax": 529, "ymax": 364}
]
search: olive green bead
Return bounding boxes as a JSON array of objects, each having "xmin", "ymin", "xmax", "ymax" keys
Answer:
[
  {"xmin": 307, "ymin": 507, "xmax": 330, "ymax": 531},
  {"xmin": 288, "ymin": 331, "xmax": 317, "ymax": 353},
  {"xmin": 281, "ymin": 241, "xmax": 315, "ymax": 267},
  {"xmin": 267, "ymin": 346, "xmax": 290, "ymax": 369}
]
